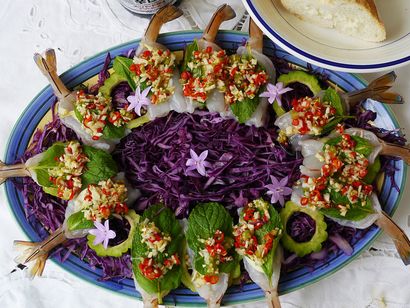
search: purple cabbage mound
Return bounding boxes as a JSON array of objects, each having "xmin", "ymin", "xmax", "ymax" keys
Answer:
[
  {"xmin": 19, "ymin": 103, "xmax": 132, "ymax": 280},
  {"xmin": 114, "ymin": 111, "xmax": 302, "ymax": 217}
]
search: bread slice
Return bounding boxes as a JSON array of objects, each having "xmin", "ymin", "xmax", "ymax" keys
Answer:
[{"xmin": 280, "ymin": 0, "xmax": 386, "ymax": 42}]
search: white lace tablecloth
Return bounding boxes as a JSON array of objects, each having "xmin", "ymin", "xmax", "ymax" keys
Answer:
[{"xmin": 1, "ymin": 1, "xmax": 410, "ymax": 307}]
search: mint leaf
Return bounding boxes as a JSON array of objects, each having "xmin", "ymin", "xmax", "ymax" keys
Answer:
[
  {"xmin": 352, "ymin": 135, "xmax": 373, "ymax": 157},
  {"xmin": 132, "ymin": 204, "xmax": 183, "ymax": 299},
  {"xmin": 113, "ymin": 56, "xmax": 136, "ymax": 91},
  {"xmin": 81, "ymin": 145, "xmax": 118, "ymax": 187},
  {"xmin": 186, "ymin": 202, "xmax": 237, "ymax": 275},
  {"xmin": 181, "ymin": 40, "xmax": 199, "ymax": 72},
  {"xmin": 142, "ymin": 204, "xmax": 183, "ymax": 246},
  {"xmin": 67, "ymin": 211, "xmax": 94, "ymax": 231},
  {"xmin": 102, "ymin": 122, "xmax": 126, "ymax": 139},
  {"xmin": 230, "ymin": 96, "xmax": 260, "ymax": 124},
  {"xmin": 133, "ymin": 264, "xmax": 181, "ymax": 298},
  {"xmin": 323, "ymin": 87, "xmax": 345, "ymax": 116},
  {"xmin": 186, "ymin": 202, "xmax": 233, "ymax": 252},
  {"xmin": 320, "ymin": 190, "xmax": 375, "ymax": 221},
  {"xmin": 324, "ymin": 135, "xmax": 373, "ymax": 157}
]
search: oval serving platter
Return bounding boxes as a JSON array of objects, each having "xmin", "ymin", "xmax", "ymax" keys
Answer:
[{"xmin": 4, "ymin": 30, "xmax": 406, "ymax": 306}]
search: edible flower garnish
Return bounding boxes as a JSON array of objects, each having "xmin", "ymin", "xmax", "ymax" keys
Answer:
[
  {"xmin": 127, "ymin": 86, "xmax": 151, "ymax": 116},
  {"xmin": 186, "ymin": 149, "xmax": 211, "ymax": 176},
  {"xmin": 259, "ymin": 82, "xmax": 292, "ymax": 106},
  {"xmin": 88, "ymin": 220, "xmax": 116, "ymax": 249},
  {"xmin": 264, "ymin": 175, "xmax": 292, "ymax": 206}
]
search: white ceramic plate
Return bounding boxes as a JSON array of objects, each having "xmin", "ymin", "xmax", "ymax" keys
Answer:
[{"xmin": 243, "ymin": 0, "xmax": 410, "ymax": 72}]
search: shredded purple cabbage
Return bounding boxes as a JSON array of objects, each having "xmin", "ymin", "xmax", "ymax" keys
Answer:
[
  {"xmin": 286, "ymin": 212, "xmax": 316, "ymax": 243},
  {"xmin": 111, "ymin": 82, "xmax": 133, "ymax": 110},
  {"xmin": 113, "ymin": 111, "xmax": 302, "ymax": 217},
  {"xmin": 349, "ymin": 108, "xmax": 407, "ymax": 145},
  {"xmin": 89, "ymin": 53, "xmax": 112, "ymax": 95}
]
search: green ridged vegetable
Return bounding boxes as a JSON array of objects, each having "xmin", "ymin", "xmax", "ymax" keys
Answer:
[
  {"xmin": 87, "ymin": 210, "xmax": 139, "ymax": 257},
  {"xmin": 280, "ymin": 201, "xmax": 328, "ymax": 257},
  {"xmin": 278, "ymin": 71, "xmax": 322, "ymax": 95}
]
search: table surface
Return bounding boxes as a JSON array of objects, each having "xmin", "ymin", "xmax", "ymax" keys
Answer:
[{"xmin": 1, "ymin": 1, "xmax": 410, "ymax": 307}]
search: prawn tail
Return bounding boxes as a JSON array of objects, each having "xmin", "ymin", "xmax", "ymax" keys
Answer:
[
  {"xmin": 202, "ymin": 4, "xmax": 236, "ymax": 43},
  {"xmin": 13, "ymin": 227, "xmax": 67, "ymax": 278},
  {"xmin": 143, "ymin": 5, "xmax": 183, "ymax": 43},
  {"xmin": 375, "ymin": 211, "xmax": 410, "ymax": 265},
  {"xmin": 344, "ymin": 71, "xmax": 404, "ymax": 107},
  {"xmin": 265, "ymin": 289, "xmax": 281, "ymax": 308}
]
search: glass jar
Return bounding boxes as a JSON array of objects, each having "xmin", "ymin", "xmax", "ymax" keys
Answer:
[{"xmin": 119, "ymin": 0, "xmax": 179, "ymax": 15}]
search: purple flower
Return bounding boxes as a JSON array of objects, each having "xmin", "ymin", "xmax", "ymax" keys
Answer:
[
  {"xmin": 264, "ymin": 175, "xmax": 292, "ymax": 206},
  {"xmin": 186, "ymin": 149, "xmax": 211, "ymax": 176},
  {"xmin": 230, "ymin": 190, "xmax": 248, "ymax": 207},
  {"xmin": 259, "ymin": 82, "xmax": 293, "ymax": 106},
  {"xmin": 88, "ymin": 220, "xmax": 116, "ymax": 249},
  {"xmin": 126, "ymin": 85, "xmax": 151, "ymax": 116}
]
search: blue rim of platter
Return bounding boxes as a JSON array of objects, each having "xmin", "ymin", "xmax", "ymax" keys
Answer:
[
  {"xmin": 4, "ymin": 30, "xmax": 407, "ymax": 306},
  {"xmin": 243, "ymin": 0, "xmax": 410, "ymax": 71}
]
